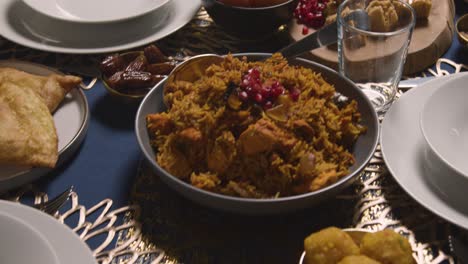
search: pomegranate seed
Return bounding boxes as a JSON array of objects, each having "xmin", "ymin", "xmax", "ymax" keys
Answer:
[
  {"xmin": 239, "ymin": 91, "xmax": 249, "ymax": 101},
  {"xmin": 254, "ymin": 93, "xmax": 264, "ymax": 104},
  {"xmin": 302, "ymin": 26, "xmax": 309, "ymax": 35},
  {"xmin": 260, "ymin": 86, "xmax": 271, "ymax": 98},
  {"xmin": 289, "ymin": 87, "xmax": 301, "ymax": 101},
  {"xmin": 264, "ymin": 101, "xmax": 273, "ymax": 109},
  {"xmin": 271, "ymin": 86, "xmax": 284, "ymax": 98},
  {"xmin": 294, "ymin": 0, "xmax": 328, "ymax": 32},
  {"xmin": 241, "ymin": 78, "xmax": 249, "ymax": 88},
  {"xmin": 245, "ymin": 86, "xmax": 255, "ymax": 96}
]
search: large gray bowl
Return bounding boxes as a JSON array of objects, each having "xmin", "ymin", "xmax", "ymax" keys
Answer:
[{"xmin": 135, "ymin": 53, "xmax": 379, "ymax": 215}]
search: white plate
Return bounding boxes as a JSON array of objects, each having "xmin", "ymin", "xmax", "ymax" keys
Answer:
[
  {"xmin": 420, "ymin": 76, "xmax": 468, "ymax": 178},
  {"xmin": 0, "ymin": 0, "xmax": 201, "ymax": 54},
  {"xmin": 381, "ymin": 72, "xmax": 468, "ymax": 230},
  {"xmin": 0, "ymin": 200, "xmax": 96, "ymax": 264},
  {"xmin": 0, "ymin": 211, "xmax": 59, "ymax": 264},
  {"xmin": 22, "ymin": 0, "xmax": 170, "ymax": 24},
  {"xmin": 0, "ymin": 60, "xmax": 89, "ymax": 192}
]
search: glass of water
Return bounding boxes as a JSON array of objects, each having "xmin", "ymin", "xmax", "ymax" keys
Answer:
[{"xmin": 337, "ymin": 0, "xmax": 416, "ymax": 113}]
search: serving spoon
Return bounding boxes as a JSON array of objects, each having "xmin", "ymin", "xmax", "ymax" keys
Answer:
[{"xmin": 163, "ymin": 10, "xmax": 369, "ymax": 94}]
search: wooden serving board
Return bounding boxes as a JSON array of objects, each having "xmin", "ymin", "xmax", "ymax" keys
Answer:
[{"xmin": 289, "ymin": 0, "xmax": 455, "ymax": 75}]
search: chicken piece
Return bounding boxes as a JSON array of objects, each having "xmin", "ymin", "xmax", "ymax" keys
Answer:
[
  {"xmin": 298, "ymin": 153, "xmax": 316, "ymax": 179},
  {"xmin": 178, "ymin": 127, "xmax": 203, "ymax": 143},
  {"xmin": 366, "ymin": 0, "xmax": 399, "ymax": 32},
  {"xmin": 146, "ymin": 113, "xmax": 173, "ymax": 136},
  {"xmin": 293, "ymin": 119, "xmax": 315, "ymax": 138},
  {"xmin": 237, "ymin": 118, "xmax": 297, "ymax": 155},
  {"xmin": 309, "ymin": 169, "xmax": 339, "ymax": 191},
  {"xmin": 207, "ymin": 131, "xmax": 237, "ymax": 174}
]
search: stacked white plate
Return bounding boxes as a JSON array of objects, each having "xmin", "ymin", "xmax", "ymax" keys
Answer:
[
  {"xmin": 381, "ymin": 72, "xmax": 468, "ymax": 229},
  {"xmin": 0, "ymin": 0, "xmax": 201, "ymax": 54},
  {"xmin": 0, "ymin": 200, "xmax": 96, "ymax": 264}
]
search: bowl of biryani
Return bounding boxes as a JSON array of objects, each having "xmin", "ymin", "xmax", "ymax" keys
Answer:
[
  {"xmin": 299, "ymin": 227, "xmax": 416, "ymax": 264},
  {"xmin": 135, "ymin": 53, "xmax": 379, "ymax": 214}
]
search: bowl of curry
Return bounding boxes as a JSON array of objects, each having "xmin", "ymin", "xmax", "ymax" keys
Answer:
[{"xmin": 135, "ymin": 53, "xmax": 379, "ymax": 214}]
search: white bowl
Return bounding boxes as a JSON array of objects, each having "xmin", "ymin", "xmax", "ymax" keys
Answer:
[
  {"xmin": 0, "ymin": 212, "xmax": 59, "ymax": 264},
  {"xmin": 420, "ymin": 76, "xmax": 468, "ymax": 179},
  {"xmin": 21, "ymin": 0, "xmax": 170, "ymax": 24}
]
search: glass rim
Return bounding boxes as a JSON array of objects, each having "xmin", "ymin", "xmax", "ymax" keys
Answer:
[{"xmin": 337, "ymin": 0, "xmax": 416, "ymax": 37}]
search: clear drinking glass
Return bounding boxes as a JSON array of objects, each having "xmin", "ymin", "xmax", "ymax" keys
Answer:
[{"xmin": 337, "ymin": 0, "xmax": 416, "ymax": 113}]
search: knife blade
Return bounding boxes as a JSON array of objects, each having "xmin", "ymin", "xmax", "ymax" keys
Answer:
[
  {"xmin": 398, "ymin": 76, "xmax": 436, "ymax": 90},
  {"xmin": 279, "ymin": 21, "xmax": 339, "ymax": 59}
]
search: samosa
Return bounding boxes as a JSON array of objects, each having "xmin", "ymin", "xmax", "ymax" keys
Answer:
[
  {"xmin": 0, "ymin": 67, "xmax": 81, "ymax": 168},
  {"xmin": 0, "ymin": 67, "xmax": 81, "ymax": 113},
  {"xmin": 0, "ymin": 82, "xmax": 58, "ymax": 168}
]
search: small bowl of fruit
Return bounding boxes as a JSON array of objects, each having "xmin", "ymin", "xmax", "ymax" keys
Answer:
[
  {"xmin": 202, "ymin": 0, "xmax": 298, "ymax": 37},
  {"xmin": 99, "ymin": 45, "xmax": 176, "ymax": 103}
]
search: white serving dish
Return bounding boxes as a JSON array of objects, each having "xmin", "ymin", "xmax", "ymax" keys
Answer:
[
  {"xmin": 420, "ymin": 77, "xmax": 468, "ymax": 178},
  {"xmin": 22, "ymin": 0, "xmax": 170, "ymax": 24}
]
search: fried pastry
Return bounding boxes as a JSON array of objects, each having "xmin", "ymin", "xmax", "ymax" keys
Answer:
[
  {"xmin": 0, "ymin": 82, "xmax": 58, "ymax": 168},
  {"xmin": 406, "ymin": 0, "xmax": 432, "ymax": 19},
  {"xmin": 0, "ymin": 67, "xmax": 81, "ymax": 113},
  {"xmin": 366, "ymin": 0, "xmax": 399, "ymax": 32}
]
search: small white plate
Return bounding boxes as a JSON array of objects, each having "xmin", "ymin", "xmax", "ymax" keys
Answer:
[
  {"xmin": 420, "ymin": 77, "xmax": 468, "ymax": 178},
  {"xmin": 0, "ymin": 200, "xmax": 96, "ymax": 264},
  {"xmin": 22, "ymin": 0, "xmax": 170, "ymax": 24},
  {"xmin": 381, "ymin": 72, "xmax": 468, "ymax": 230},
  {"xmin": 0, "ymin": 0, "xmax": 201, "ymax": 54},
  {"xmin": 0, "ymin": 60, "xmax": 89, "ymax": 192},
  {"xmin": 0, "ymin": 211, "xmax": 59, "ymax": 264}
]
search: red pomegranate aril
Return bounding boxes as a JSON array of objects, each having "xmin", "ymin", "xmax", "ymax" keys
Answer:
[
  {"xmin": 294, "ymin": 0, "xmax": 328, "ymax": 32},
  {"xmin": 302, "ymin": 26, "xmax": 309, "ymax": 35},
  {"xmin": 245, "ymin": 86, "xmax": 256, "ymax": 96},
  {"xmin": 253, "ymin": 93, "xmax": 264, "ymax": 104},
  {"xmin": 271, "ymin": 86, "xmax": 284, "ymax": 97},
  {"xmin": 260, "ymin": 87, "xmax": 271, "ymax": 98},
  {"xmin": 289, "ymin": 88, "xmax": 301, "ymax": 101},
  {"xmin": 239, "ymin": 91, "xmax": 249, "ymax": 101},
  {"xmin": 241, "ymin": 78, "xmax": 249, "ymax": 88},
  {"xmin": 264, "ymin": 101, "xmax": 273, "ymax": 109}
]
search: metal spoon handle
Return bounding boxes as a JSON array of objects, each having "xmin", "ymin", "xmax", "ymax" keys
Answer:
[
  {"xmin": 278, "ymin": 10, "xmax": 369, "ymax": 59},
  {"xmin": 279, "ymin": 21, "xmax": 339, "ymax": 59}
]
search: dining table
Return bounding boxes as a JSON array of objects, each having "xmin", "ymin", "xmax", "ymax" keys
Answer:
[{"xmin": 1, "ymin": 1, "xmax": 468, "ymax": 263}]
